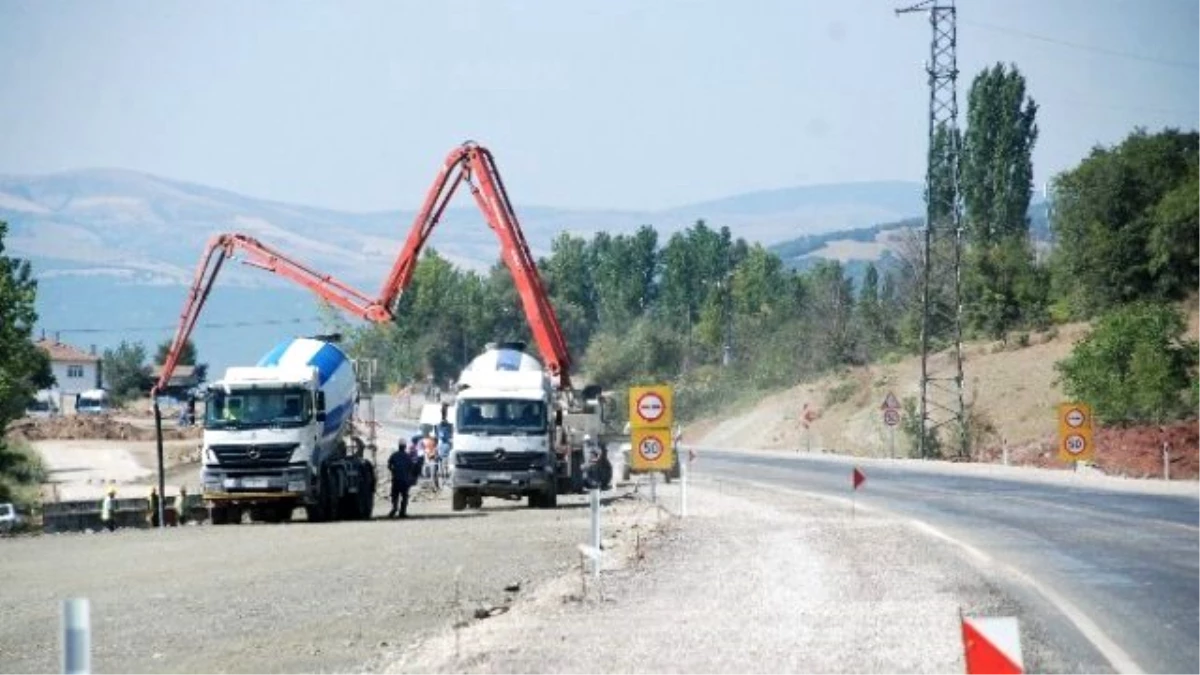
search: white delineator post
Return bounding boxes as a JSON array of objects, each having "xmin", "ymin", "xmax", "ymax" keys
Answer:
[
  {"xmin": 62, "ymin": 598, "xmax": 90, "ymax": 674},
  {"xmin": 589, "ymin": 487, "xmax": 601, "ymax": 580},
  {"xmin": 680, "ymin": 449, "xmax": 689, "ymax": 518},
  {"xmin": 1163, "ymin": 442, "xmax": 1170, "ymax": 480}
]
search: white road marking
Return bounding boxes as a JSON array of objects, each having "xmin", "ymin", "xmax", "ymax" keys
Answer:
[{"xmin": 697, "ymin": 473, "xmax": 1148, "ymax": 675}]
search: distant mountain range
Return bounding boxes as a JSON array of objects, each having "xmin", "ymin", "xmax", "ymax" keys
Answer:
[{"xmin": 0, "ymin": 168, "xmax": 938, "ymax": 375}]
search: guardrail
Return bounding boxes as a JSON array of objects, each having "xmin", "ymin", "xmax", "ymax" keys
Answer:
[{"xmin": 41, "ymin": 496, "xmax": 209, "ymax": 533}]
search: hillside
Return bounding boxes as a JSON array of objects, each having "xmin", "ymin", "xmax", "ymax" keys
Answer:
[
  {"xmin": 0, "ymin": 168, "xmax": 923, "ymax": 373},
  {"xmin": 693, "ymin": 308, "xmax": 1199, "ymax": 480}
]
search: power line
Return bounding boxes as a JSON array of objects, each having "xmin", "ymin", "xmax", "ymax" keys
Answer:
[{"xmin": 961, "ymin": 19, "xmax": 1200, "ymax": 70}]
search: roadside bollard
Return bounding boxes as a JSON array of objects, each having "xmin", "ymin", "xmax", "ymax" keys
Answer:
[
  {"xmin": 62, "ymin": 598, "xmax": 90, "ymax": 674},
  {"xmin": 589, "ymin": 488, "xmax": 601, "ymax": 580}
]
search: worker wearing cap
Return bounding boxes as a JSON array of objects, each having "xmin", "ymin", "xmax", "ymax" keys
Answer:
[
  {"xmin": 387, "ymin": 440, "xmax": 413, "ymax": 518},
  {"xmin": 100, "ymin": 486, "xmax": 117, "ymax": 532}
]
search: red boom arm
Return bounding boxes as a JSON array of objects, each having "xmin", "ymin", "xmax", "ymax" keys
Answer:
[
  {"xmin": 155, "ymin": 142, "xmax": 572, "ymax": 395},
  {"xmin": 152, "ymin": 233, "xmax": 391, "ymax": 395},
  {"xmin": 376, "ymin": 141, "xmax": 573, "ymax": 387}
]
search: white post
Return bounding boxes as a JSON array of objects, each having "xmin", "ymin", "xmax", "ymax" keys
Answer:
[
  {"xmin": 888, "ymin": 426, "xmax": 895, "ymax": 460},
  {"xmin": 62, "ymin": 598, "xmax": 90, "ymax": 675},
  {"xmin": 1002, "ymin": 437, "xmax": 1009, "ymax": 466},
  {"xmin": 589, "ymin": 488, "xmax": 601, "ymax": 580},
  {"xmin": 680, "ymin": 449, "xmax": 689, "ymax": 518},
  {"xmin": 650, "ymin": 471, "xmax": 657, "ymax": 505},
  {"xmin": 1163, "ymin": 442, "xmax": 1170, "ymax": 481}
]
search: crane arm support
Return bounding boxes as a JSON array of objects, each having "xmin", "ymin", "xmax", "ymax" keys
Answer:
[
  {"xmin": 466, "ymin": 147, "xmax": 573, "ymax": 385},
  {"xmin": 373, "ymin": 142, "xmax": 573, "ymax": 387},
  {"xmin": 152, "ymin": 233, "xmax": 390, "ymax": 396}
]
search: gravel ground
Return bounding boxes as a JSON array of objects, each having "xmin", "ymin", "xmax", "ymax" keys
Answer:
[
  {"xmin": 0, "ymin": 486, "xmax": 639, "ymax": 674},
  {"xmin": 387, "ymin": 476, "xmax": 1073, "ymax": 674}
]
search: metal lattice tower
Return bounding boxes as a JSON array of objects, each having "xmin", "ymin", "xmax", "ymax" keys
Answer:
[{"xmin": 896, "ymin": 0, "xmax": 966, "ymax": 459}]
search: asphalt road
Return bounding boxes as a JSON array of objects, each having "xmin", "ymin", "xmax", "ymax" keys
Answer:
[{"xmin": 694, "ymin": 450, "xmax": 1199, "ymax": 674}]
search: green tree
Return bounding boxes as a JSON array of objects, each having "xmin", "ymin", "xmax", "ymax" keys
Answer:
[
  {"xmin": 1055, "ymin": 302, "xmax": 1198, "ymax": 424},
  {"xmin": 960, "ymin": 63, "xmax": 1042, "ymax": 337},
  {"xmin": 102, "ymin": 341, "xmax": 152, "ymax": 404},
  {"xmin": 0, "ymin": 221, "xmax": 53, "ymax": 505},
  {"xmin": 154, "ymin": 338, "xmax": 197, "ymax": 366},
  {"xmin": 1050, "ymin": 128, "xmax": 1199, "ymax": 316},
  {"xmin": 1147, "ymin": 165, "xmax": 1199, "ymax": 298}
]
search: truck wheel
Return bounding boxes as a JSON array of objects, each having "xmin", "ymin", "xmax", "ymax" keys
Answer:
[
  {"xmin": 468, "ymin": 495, "xmax": 483, "ymax": 509},
  {"xmin": 211, "ymin": 505, "xmax": 231, "ymax": 525},
  {"xmin": 274, "ymin": 504, "xmax": 294, "ymax": 523},
  {"xmin": 531, "ymin": 487, "xmax": 556, "ymax": 509},
  {"xmin": 452, "ymin": 489, "xmax": 468, "ymax": 512}
]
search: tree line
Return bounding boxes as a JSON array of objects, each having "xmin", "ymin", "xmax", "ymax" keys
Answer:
[{"xmin": 332, "ymin": 63, "xmax": 1197, "ymax": 430}]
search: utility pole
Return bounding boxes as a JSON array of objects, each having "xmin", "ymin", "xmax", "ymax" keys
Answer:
[{"xmin": 896, "ymin": 0, "xmax": 967, "ymax": 459}]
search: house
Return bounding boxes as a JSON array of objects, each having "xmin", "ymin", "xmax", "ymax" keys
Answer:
[
  {"xmin": 35, "ymin": 337, "xmax": 102, "ymax": 413},
  {"xmin": 150, "ymin": 364, "xmax": 202, "ymax": 400}
]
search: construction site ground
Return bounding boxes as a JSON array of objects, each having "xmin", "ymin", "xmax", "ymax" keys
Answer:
[{"xmin": 690, "ymin": 318, "xmax": 1199, "ymax": 481}]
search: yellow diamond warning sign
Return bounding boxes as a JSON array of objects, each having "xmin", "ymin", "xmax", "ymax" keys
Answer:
[
  {"xmin": 1057, "ymin": 402, "xmax": 1095, "ymax": 463},
  {"xmin": 630, "ymin": 428, "xmax": 674, "ymax": 472},
  {"xmin": 628, "ymin": 385, "xmax": 673, "ymax": 430}
]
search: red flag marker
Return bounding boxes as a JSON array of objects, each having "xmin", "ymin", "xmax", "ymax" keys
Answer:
[
  {"xmin": 852, "ymin": 467, "xmax": 866, "ymax": 490},
  {"xmin": 962, "ymin": 616, "xmax": 1024, "ymax": 675}
]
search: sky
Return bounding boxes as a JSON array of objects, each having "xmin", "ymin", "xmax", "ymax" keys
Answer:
[{"xmin": 0, "ymin": 0, "xmax": 1196, "ymax": 212}]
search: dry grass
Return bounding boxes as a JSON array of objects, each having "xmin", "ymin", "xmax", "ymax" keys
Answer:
[{"xmin": 698, "ymin": 322, "xmax": 1093, "ymax": 457}]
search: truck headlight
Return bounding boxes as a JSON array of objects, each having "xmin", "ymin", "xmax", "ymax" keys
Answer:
[{"xmin": 204, "ymin": 447, "xmax": 217, "ymax": 464}]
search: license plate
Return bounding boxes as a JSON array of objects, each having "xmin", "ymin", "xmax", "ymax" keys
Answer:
[
  {"xmin": 487, "ymin": 472, "xmax": 512, "ymax": 482},
  {"xmin": 222, "ymin": 478, "xmax": 238, "ymax": 489},
  {"xmin": 242, "ymin": 477, "xmax": 269, "ymax": 489}
]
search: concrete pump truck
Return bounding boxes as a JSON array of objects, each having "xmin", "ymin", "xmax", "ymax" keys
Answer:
[{"xmin": 152, "ymin": 141, "xmax": 621, "ymax": 522}]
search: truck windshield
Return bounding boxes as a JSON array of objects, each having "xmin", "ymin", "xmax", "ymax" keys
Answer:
[
  {"xmin": 457, "ymin": 399, "xmax": 546, "ymax": 435},
  {"xmin": 205, "ymin": 388, "xmax": 311, "ymax": 429}
]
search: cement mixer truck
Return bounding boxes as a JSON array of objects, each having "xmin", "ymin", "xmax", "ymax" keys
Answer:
[
  {"xmin": 198, "ymin": 336, "xmax": 376, "ymax": 524},
  {"xmin": 448, "ymin": 341, "xmax": 616, "ymax": 511}
]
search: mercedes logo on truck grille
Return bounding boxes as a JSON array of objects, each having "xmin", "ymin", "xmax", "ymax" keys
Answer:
[
  {"xmin": 246, "ymin": 447, "xmax": 261, "ymax": 460},
  {"xmin": 493, "ymin": 447, "xmax": 506, "ymax": 461}
]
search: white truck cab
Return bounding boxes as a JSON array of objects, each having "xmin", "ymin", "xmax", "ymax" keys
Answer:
[{"xmin": 450, "ymin": 345, "xmax": 558, "ymax": 509}]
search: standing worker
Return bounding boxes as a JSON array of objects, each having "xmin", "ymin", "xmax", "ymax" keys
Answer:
[
  {"xmin": 174, "ymin": 486, "xmax": 189, "ymax": 526},
  {"xmin": 387, "ymin": 440, "xmax": 413, "ymax": 519},
  {"xmin": 148, "ymin": 486, "xmax": 160, "ymax": 527},
  {"xmin": 100, "ymin": 486, "xmax": 117, "ymax": 532}
]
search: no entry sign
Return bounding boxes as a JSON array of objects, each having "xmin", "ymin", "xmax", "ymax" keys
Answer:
[{"xmin": 628, "ymin": 385, "xmax": 674, "ymax": 430}]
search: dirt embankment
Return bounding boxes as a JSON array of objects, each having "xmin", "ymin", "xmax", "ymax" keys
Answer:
[
  {"xmin": 6, "ymin": 414, "xmax": 201, "ymax": 443},
  {"xmin": 693, "ymin": 318, "xmax": 1199, "ymax": 481}
]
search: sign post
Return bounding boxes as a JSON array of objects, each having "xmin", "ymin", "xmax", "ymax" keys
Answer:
[
  {"xmin": 628, "ymin": 385, "xmax": 676, "ymax": 501},
  {"xmin": 1056, "ymin": 402, "xmax": 1095, "ymax": 467},
  {"xmin": 881, "ymin": 392, "xmax": 902, "ymax": 459}
]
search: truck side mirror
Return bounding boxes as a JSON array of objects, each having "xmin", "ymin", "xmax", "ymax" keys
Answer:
[
  {"xmin": 315, "ymin": 392, "xmax": 327, "ymax": 422},
  {"xmin": 554, "ymin": 409, "xmax": 563, "ymax": 427}
]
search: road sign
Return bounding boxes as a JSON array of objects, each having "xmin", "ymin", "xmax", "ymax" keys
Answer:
[
  {"xmin": 880, "ymin": 391, "xmax": 901, "ymax": 411},
  {"xmin": 630, "ymin": 428, "xmax": 674, "ymax": 472},
  {"xmin": 628, "ymin": 385, "xmax": 673, "ymax": 430},
  {"xmin": 852, "ymin": 467, "xmax": 866, "ymax": 490},
  {"xmin": 1056, "ymin": 402, "xmax": 1095, "ymax": 463},
  {"xmin": 882, "ymin": 408, "xmax": 901, "ymax": 427}
]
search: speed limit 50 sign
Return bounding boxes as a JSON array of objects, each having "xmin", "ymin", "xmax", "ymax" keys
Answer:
[{"xmin": 1057, "ymin": 402, "xmax": 1095, "ymax": 463}]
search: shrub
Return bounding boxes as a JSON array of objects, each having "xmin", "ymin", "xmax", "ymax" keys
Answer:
[
  {"xmin": 0, "ymin": 439, "xmax": 47, "ymax": 509},
  {"xmin": 824, "ymin": 378, "xmax": 859, "ymax": 407},
  {"xmin": 1055, "ymin": 302, "xmax": 1198, "ymax": 425}
]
